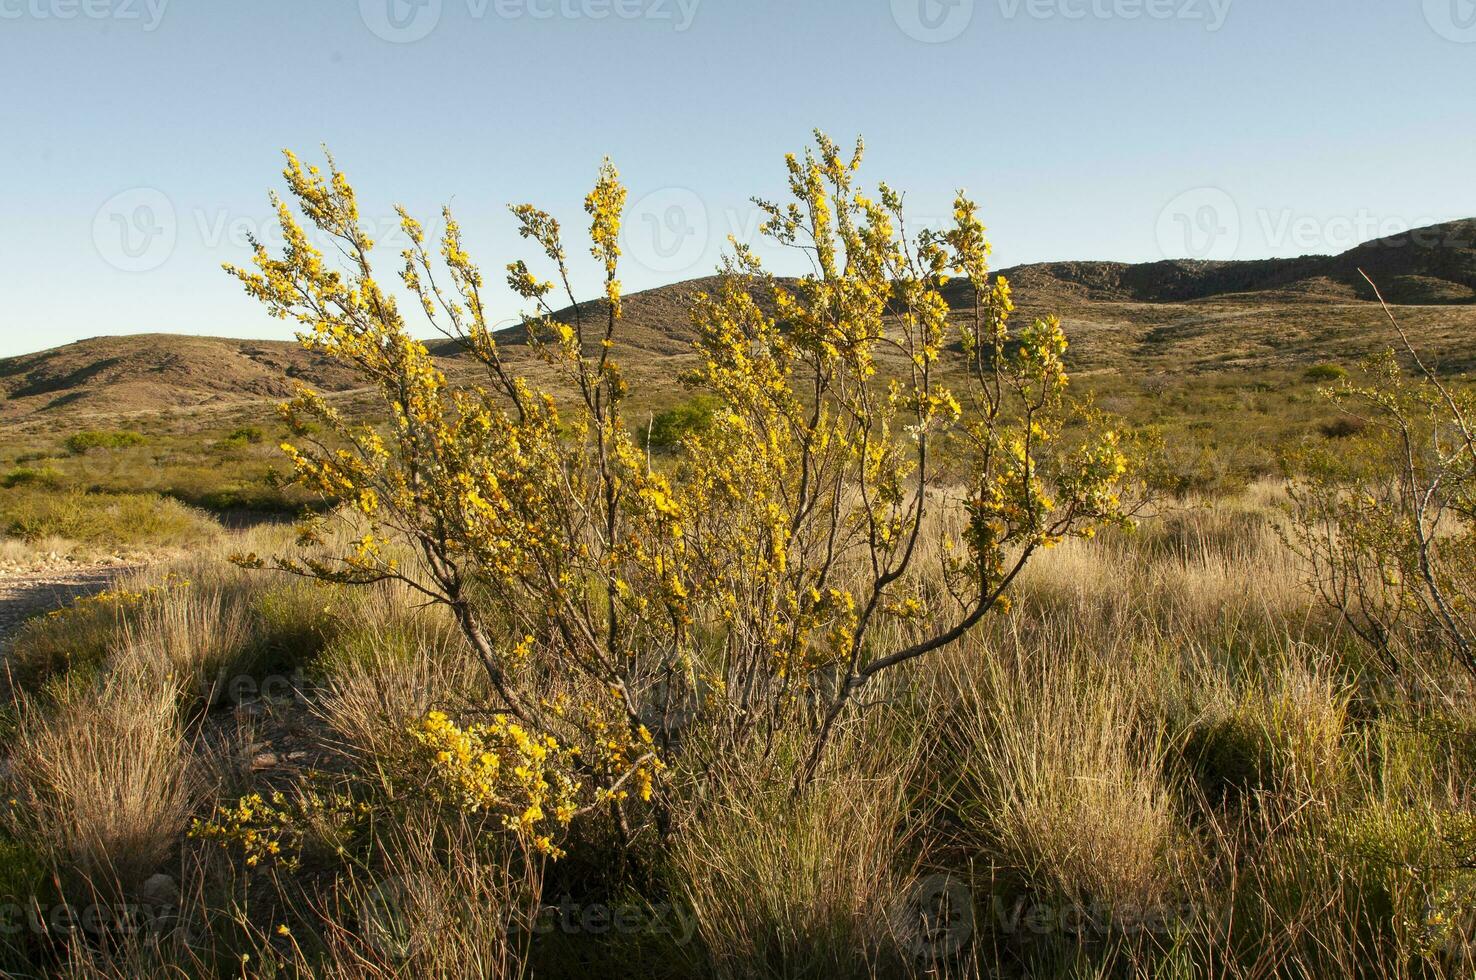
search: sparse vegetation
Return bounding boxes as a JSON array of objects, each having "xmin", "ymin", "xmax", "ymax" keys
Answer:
[
  {"xmin": 1, "ymin": 489, "xmax": 218, "ymax": 553},
  {"xmin": 1, "ymin": 143, "xmax": 1475, "ymax": 979}
]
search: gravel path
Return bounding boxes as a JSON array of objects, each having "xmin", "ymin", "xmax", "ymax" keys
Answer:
[{"xmin": 0, "ymin": 563, "xmax": 140, "ymax": 650}]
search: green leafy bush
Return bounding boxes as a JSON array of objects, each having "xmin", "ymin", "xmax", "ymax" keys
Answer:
[
  {"xmin": 2, "ymin": 490, "xmax": 218, "ymax": 549},
  {"xmin": 63, "ymin": 430, "xmax": 146, "ymax": 454},
  {"xmin": 227, "ymin": 426, "xmax": 265, "ymax": 444},
  {"xmin": 0, "ymin": 466, "xmax": 63, "ymax": 489},
  {"xmin": 1302, "ymin": 363, "xmax": 1347, "ymax": 383},
  {"xmin": 640, "ymin": 394, "xmax": 720, "ymax": 451}
]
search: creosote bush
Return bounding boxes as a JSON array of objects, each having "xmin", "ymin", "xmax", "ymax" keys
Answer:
[
  {"xmin": 62, "ymin": 430, "xmax": 146, "ymax": 455},
  {"xmin": 225, "ymin": 133, "xmax": 1136, "ymax": 849},
  {"xmin": 25, "ymin": 138, "xmax": 1476, "ymax": 979}
]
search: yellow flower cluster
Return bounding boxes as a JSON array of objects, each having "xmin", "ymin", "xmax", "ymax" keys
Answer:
[
  {"xmin": 192, "ymin": 792, "xmax": 291, "ymax": 868},
  {"xmin": 580, "ymin": 702, "xmax": 663, "ymax": 805},
  {"xmin": 408, "ymin": 710, "xmax": 580, "ymax": 857},
  {"xmin": 190, "ymin": 789, "xmax": 366, "ymax": 871},
  {"xmin": 44, "ymin": 572, "xmax": 191, "ymax": 621}
]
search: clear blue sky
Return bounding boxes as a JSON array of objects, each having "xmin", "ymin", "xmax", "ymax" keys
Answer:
[{"xmin": 1, "ymin": 0, "xmax": 1472, "ymax": 357}]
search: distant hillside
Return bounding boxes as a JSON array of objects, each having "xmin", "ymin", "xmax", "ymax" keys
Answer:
[
  {"xmin": 990, "ymin": 219, "xmax": 1476, "ymax": 305},
  {"xmin": 5, "ymin": 220, "xmax": 1474, "ymax": 424},
  {"xmin": 0, "ymin": 335, "xmax": 370, "ymax": 422}
]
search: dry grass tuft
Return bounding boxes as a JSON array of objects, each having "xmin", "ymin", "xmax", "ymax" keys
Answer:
[
  {"xmin": 671, "ymin": 744, "xmax": 917, "ymax": 979},
  {"xmin": 942, "ymin": 633, "xmax": 1187, "ymax": 915},
  {"xmin": 8, "ymin": 666, "xmax": 203, "ymax": 897}
]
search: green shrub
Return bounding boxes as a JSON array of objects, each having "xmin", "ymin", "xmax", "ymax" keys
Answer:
[
  {"xmin": 63, "ymin": 430, "xmax": 146, "ymax": 454},
  {"xmin": 227, "ymin": 425, "xmax": 265, "ymax": 445},
  {"xmin": 640, "ymin": 395, "xmax": 720, "ymax": 451},
  {"xmin": 1302, "ymin": 363, "xmax": 1347, "ymax": 383},
  {"xmin": 2, "ymin": 490, "xmax": 219, "ymax": 550},
  {"xmin": 0, "ymin": 466, "xmax": 63, "ymax": 489},
  {"xmin": 213, "ymin": 426, "xmax": 267, "ymax": 452},
  {"xmin": 248, "ymin": 581, "xmax": 343, "ymax": 674},
  {"xmin": 1329, "ymin": 804, "xmax": 1476, "ymax": 964}
]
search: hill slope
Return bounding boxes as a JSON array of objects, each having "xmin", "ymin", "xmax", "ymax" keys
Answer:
[
  {"xmin": 5, "ymin": 219, "xmax": 1474, "ymax": 425},
  {"xmin": 0, "ymin": 335, "xmax": 370, "ymax": 422},
  {"xmin": 991, "ymin": 219, "xmax": 1476, "ymax": 305}
]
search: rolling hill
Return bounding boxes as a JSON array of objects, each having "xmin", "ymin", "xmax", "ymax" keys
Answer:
[
  {"xmin": 4, "ymin": 219, "xmax": 1474, "ymax": 427},
  {"xmin": 0, "ymin": 335, "xmax": 372, "ymax": 422}
]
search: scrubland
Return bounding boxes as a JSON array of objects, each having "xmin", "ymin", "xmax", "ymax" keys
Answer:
[
  {"xmin": 0, "ymin": 482, "xmax": 1470, "ymax": 978},
  {"xmin": 2, "ymin": 135, "xmax": 1474, "ymax": 979}
]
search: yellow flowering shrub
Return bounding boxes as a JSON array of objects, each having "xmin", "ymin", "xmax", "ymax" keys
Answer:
[{"xmin": 226, "ymin": 133, "xmax": 1135, "ymax": 815}]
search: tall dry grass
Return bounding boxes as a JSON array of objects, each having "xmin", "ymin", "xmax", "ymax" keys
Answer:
[
  {"xmin": 939, "ymin": 632, "xmax": 1188, "ymax": 917},
  {"xmin": 670, "ymin": 736, "xmax": 919, "ymax": 979},
  {"xmin": 7, "ymin": 665, "xmax": 203, "ymax": 898},
  {"xmin": 6, "ymin": 481, "xmax": 1476, "ymax": 977}
]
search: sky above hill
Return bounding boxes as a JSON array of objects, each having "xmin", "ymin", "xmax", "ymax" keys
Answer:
[{"xmin": 1, "ymin": 0, "xmax": 1473, "ymax": 357}]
